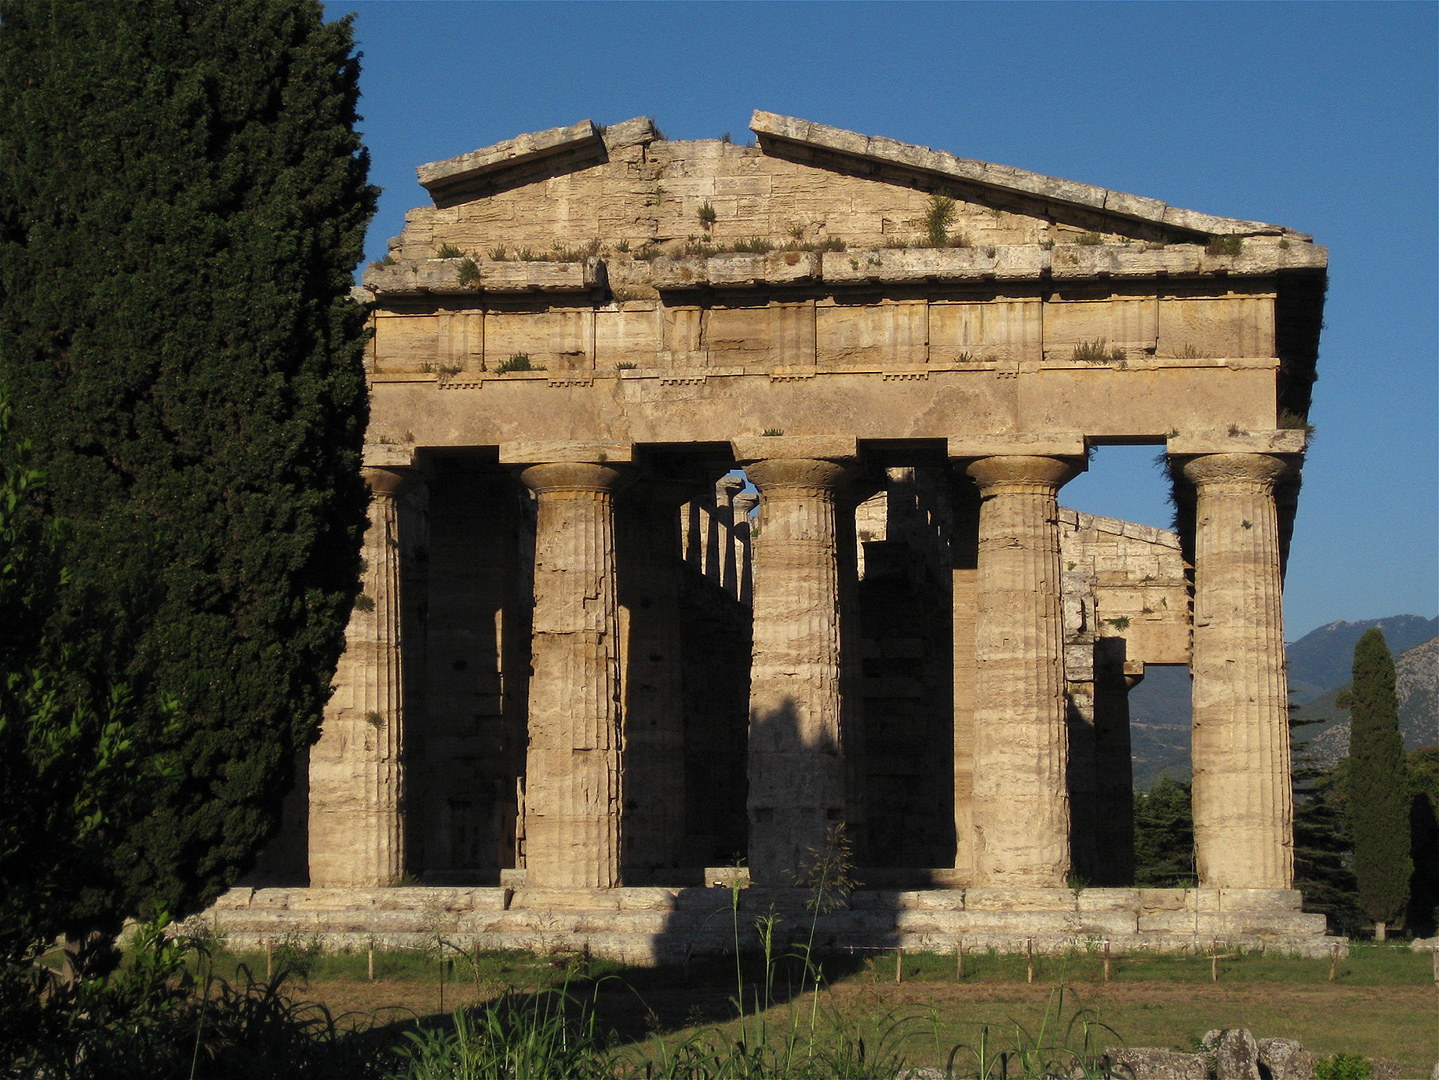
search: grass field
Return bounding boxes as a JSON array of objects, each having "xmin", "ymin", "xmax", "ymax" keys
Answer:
[{"xmin": 202, "ymin": 943, "xmax": 1439, "ymax": 1075}]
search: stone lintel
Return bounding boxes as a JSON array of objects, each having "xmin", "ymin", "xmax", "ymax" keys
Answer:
[
  {"xmin": 499, "ymin": 440, "xmax": 635, "ymax": 465},
  {"xmin": 731, "ymin": 434, "xmax": 858, "ymax": 463},
  {"xmin": 362, "ymin": 444, "xmax": 419, "ymax": 469},
  {"xmin": 750, "ymin": 111, "xmax": 1295, "ymax": 239},
  {"xmin": 1167, "ymin": 430, "xmax": 1306, "ymax": 457},
  {"xmin": 418, "ymin": 119, "xmax": 602, "ymax": 195},
  {"xmin": 948, "ymin": 433, "xmax": 1087, "ymax": 461}
]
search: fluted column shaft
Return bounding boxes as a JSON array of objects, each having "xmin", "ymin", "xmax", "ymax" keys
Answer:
[
  {"xmin": 746, "ymin": 457, "xmax": 849, "ymax": 883},
  {"xmin": 520, "ymin": 462, "xmax": 629, "ymax": 888},
  {"xmin": 966, "ymin": 455, "xmax": 1080, "ymax": 886},
  {"xmin": 950, "ymin": 475, "xmax": 981, "ymax": 878},
  {"xmin": 1183, "ymin": 453, "xmax": 1293, "ymax": 889},
  {"xmin": 309, "ymin": 466, "xmax": 412, "ymax": 887}
]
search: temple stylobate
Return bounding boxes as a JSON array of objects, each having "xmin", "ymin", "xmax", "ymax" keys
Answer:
[{"xmin": 225, "ymin": 112, "xmax": 1334, "ymax": 960}]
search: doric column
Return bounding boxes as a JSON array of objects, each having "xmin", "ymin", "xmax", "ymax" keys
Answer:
[
  {"xmin": 744, "ymin": 456, "xmax": 851, "ymax": 883},
  {"xmin": 519, "ymin": 461, "xmax": 630, "ymax": 888},
  {"xmin": 309, "ymin": 465, "xmax": 415, "ymax": 887},
  {"xmin": 835, "ymin": 473, "xmax": 881, "ymax": 866},
  {"xmin": 616, "ymin": 477, "xmax": 694, "ymax": 876},
  {"xmin": 716, "ymin": 475, "xmax": 744, "ymax": 595},
  {"xmin": 1182, "ymin": 453, "xmax": 1293, "ymax": 889},
  {"xmin": 1091, "ymin": 644, "xmax": 1138, "ymax": 886},
  {"xmin": 965, "ymin": 455, "xmax": 1080, "ymax": 886},
  {"xmin": 950, "ymin": 475, "xmax": 981, "ymax": 879},
  {"xmin": 733, "ymin": 492, "xmax": 758, "ymax": 606}
]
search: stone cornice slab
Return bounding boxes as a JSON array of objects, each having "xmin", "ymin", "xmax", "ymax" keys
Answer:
[
  {"xmin": 363, "ymin": 258, "xmax": 600, "ymax": 295},
  {"xmin": 418, "ymin": 119, "xmax": 602, "ymax": 195},
  {"xmin": 362, "ymin": 241, "xmax": 1323, "ymax": 298},
  {"xmin": 1167, "ymin": 430, "xmax": 1307, "ymax": 456},
  {"xmin": 751, "ymin": 111, "xmax": 1301, "ymax": 240}
]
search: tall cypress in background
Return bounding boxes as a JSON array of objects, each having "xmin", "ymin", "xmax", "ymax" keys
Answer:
[
  {"xmin": 1132, "ymin": 777, "xmax": 1196, "ymax": 887},
  {"xmin": 0, "ymin": 0, "xmax": 376, "ymax": 946},
  {"xmin": 1343, "ymin": 628, "xmax": 1410, "ymax": 938}
]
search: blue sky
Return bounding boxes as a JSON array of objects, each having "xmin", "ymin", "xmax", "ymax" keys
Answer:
[{"xmin": 331, "ymin": 1, "xmax": 1438, "ymax": 640}]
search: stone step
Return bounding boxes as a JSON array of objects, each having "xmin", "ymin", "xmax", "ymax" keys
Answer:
[{"xmin": 199, "ymin": 885, "xmax": 1344, "ymax": 964}]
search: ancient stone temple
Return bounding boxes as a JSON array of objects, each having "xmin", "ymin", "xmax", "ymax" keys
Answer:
[{"xmin": 222, "ymin": 112, "xmax": 1335, "ymax": 958}]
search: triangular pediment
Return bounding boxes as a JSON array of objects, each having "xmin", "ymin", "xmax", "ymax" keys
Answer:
[
  {"xmin": 405, "ymin": 110, "xmax": 1305, "ymax": 245},
  {"xmin": 370, "ymin": 111, "xmax": 1324, "ymax": 309}
]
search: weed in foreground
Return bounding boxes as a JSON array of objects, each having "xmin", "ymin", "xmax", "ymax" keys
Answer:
[{"xmin": 945, "ymin": 983, "xmax": 1123, "ymax": 1080}]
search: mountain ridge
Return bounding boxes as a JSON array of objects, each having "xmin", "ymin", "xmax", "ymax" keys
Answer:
[{"xmin": 1127, "ymin": 613, "xmax": 1438, "ymax": 787}]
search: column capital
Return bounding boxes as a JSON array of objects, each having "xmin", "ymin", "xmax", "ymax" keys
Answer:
[
  {"xmin": 362, "ymin": 464, "xmax": 419, "ymax": 499},
  {"xmin": 1180, "ymin": 452, "xmax": 1291, "ymax": 490},
  {"xmin": 518, "ymin": 461, "xmax": 631, "ymax": 496},
  {"xmin": 965, "ymin": 454, "xmax": 1081, "ymax": 494},
  {"xmin": 744, "ymin": 457, "xmax": 851, "ymax": 496}
]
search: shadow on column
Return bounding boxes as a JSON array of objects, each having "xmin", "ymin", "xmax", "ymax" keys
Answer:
[{"xmin": 650, "ymin": 695, "xmax": 899, "ymax": 977}]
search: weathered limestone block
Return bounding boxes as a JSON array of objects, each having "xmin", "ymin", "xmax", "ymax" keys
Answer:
[
  {"xmin": 816, "ymin": 299, "xmax": 928, "ymax": 367},
  {"xmin": 1183, "ymin": 453, "xmax": 1294, "ymax": 889},
  {"xmin": 927, "ymin": 298, "xmax": 1044, "ymax": 365},
  {"xmin": 1203, "ymin": 1028, "xmax": 1260, "ymax": 1080},
  {"xmin": 519, "ymin": 461, "xmax": 631, "ymax": 888},
  {"xmin": 966, "ymin": 455, "xmax": 1081, "ymax": 886},
  {"xmin": 743, "ymin": 455, "xmax": 852, "ymax": 883},
  {"xmin": 1256, "ymin": 1039, "xmax": 1315, "ymax": 1080},
  {"xmin": 1043, "ymin": 293, "xmax": 1159, "ymax": 359},
  {"xmin": 1106, "ymin": 1048, "xmax": 1210, "ymax": 1080},
  {"xmin": 309, "ymin": 466, "xmax": 415, "ymax": 888}
]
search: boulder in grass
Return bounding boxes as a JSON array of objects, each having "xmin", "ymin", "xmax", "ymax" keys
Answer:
[
  {"xmin": 1256, "ymin": 1037, "xmax": 1314, "ymax": 1080},
  {"xmin": 1105, "ymin": 1048, "xmax": 1209, "ymax": 1080}
]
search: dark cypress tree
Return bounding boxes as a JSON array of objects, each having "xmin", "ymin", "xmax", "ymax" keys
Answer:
[
  {"xmin": 1406, "ymin": 748, "xmax": 1439, "ymax": 937},
  {"xmin": 1344, "ymin": 628, "xmax": 1410, "ymax": 938},
  {"xmin": 1132, "ymin": 777, "xmax": 1197, "ymax": 887},
  {"xmin": 0, "ymin": 0, "xmax": 375, "ymax": 942},
  {"xmin": 1291, "ymin": 749, "xmax": 1360, "ymax": 934}
]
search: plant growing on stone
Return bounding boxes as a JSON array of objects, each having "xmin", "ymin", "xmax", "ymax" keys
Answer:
[
  {"xmin": 436, "ymin": 242, "xmax": 463, "ymax": 258},
  {"xmin": 1205, "ymin": 234, "xmax": 1243, "ymax": 256},
  {"xmin": 1072, "ymin": 340, "xmax": 1127, "ymax": 364},
  {"xmin": 923, "ymin": 193, "xmax": 957, "ymax": 247},
  {"xmin": 496, "ymin": 353, "xmax": 538, "ymax": 374},
  {"xmin": 697, "ymin": 200, "xmax": 717, "ymax": 229},
  {"xmin": 456, "ymin": 257, "xmax": 480, "ymax": 287}
]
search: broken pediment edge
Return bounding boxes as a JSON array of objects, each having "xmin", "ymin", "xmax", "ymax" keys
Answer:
[{"xmin": 417, "ymin": 117, "xmax": 661, "ymax": 200}]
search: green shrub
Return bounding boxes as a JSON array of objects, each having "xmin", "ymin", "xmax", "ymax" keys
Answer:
[
  {"xmin": 923, "ymin": 193, "xmax": 957, "ymax": 247},
  {"xmin": 496, "ymin": 354, "xmax": 541, "ymax": 374},
  {"xmin": 1315, "ymin": 1054, "xmax": 1372, "ymax": 1080}
]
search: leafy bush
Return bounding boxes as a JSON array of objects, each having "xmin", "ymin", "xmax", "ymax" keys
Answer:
[{"xmin": 1315, "ymin": 1053, "xmax": 1372, "ymax": 1080}]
